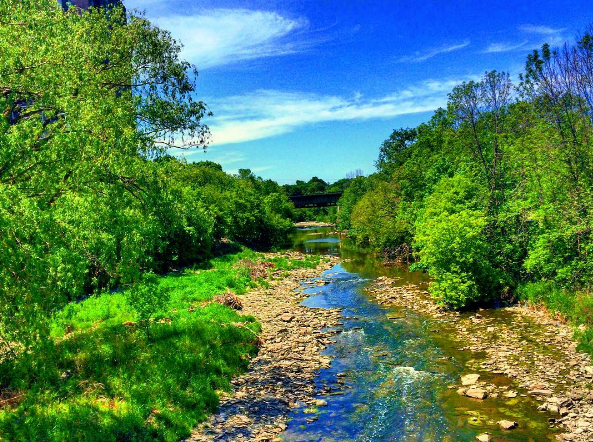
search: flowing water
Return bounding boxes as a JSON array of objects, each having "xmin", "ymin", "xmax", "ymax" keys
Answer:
[{"xmin": 280, "ymin": 226, "xmax": 557, "ymax": 442}]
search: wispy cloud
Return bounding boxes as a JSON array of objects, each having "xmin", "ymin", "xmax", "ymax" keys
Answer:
[
  {"xmin": 399, "ymin": 40, "xmax": 470, "ymax": 63},
  {"xmin": 519, "ymin": 24, "xmax": 565, "ymax": 36},
  {"xmin": 152, "ymin": 9, "xmax": 313, "ymax": 69},
  {"xmin": 204, "ymin": 78, "xmax": 471, "ymax": 145},
  {"xmin": 187, "ymin": 149, "xmax": 247, "ymax": 165},
  {"xmin": 483, "ymin": 40, "xmax": 529, "ymax": 53},
  {"xmin": 519, "ymin": 24, "xmax": 567, "ymax": 47}
]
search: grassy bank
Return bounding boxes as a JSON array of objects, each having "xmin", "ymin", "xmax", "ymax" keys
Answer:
[
  {"xmin": 517, "ymin": 283, "xmax": 593, "ymax": 355},
  {"xmin": 0, "ymin": 249, "xmax": 322, "ymax": 442}
]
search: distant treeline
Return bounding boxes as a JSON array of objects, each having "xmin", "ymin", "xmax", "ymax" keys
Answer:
[{"xmin": 336, "ymin": 28, "xmax": 593, "ymax": 350}]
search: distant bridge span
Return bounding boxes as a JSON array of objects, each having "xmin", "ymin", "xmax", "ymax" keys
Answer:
[{"xmin": 289, "ymin": 192, "xmax": 343, "ymax": 208}]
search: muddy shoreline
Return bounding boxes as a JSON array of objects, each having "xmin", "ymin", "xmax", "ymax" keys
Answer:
[
  {"xmin": 366, "ymin": 277, "xmax": 593, "ymax": 442},
  {"xmin": 188, "ymin": 252, "xmax": 341, "ymax": 442}
]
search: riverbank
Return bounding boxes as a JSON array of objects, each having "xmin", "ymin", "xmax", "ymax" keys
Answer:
[
  {"xmin": 294, "ymin": 221, "xmax": 335, "ymax": 228},
  {"xmin": 366, "ymin": 278, "xmax": 593, "ymax": 442},
  {"xmin": 0, "ymin": 249, "xmax": 329, "ymax": 442},
  {"xmin": 188, "ymin": 251, "xmax": 341, "ymax": 442}
]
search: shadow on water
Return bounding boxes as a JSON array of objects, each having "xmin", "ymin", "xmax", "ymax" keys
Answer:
[{"xmin": 280, "ymin": 226, "xmax": 557, "ymax": 442}]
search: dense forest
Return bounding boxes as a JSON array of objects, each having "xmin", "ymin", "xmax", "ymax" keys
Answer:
[{"xmin": 336, "ymin": 29, "xmax": 593, "ymax": 351}]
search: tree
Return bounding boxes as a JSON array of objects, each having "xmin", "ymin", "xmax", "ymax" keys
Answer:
[
  {"xmin": 375, "ymin": 127, "xmax": 417, "ymax": 176},
  {"xmin": 0, "ymin": 0, "xmax": 210, "ymax": 355}
]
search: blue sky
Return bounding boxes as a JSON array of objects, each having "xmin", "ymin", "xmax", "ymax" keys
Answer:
[{"xmin": 125, "ymin": 0, "xmax": 592, "ymax": 184}]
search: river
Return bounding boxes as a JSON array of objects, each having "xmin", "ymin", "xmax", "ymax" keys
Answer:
[{"xmin": 280, "ymin": 226, "xmax": 557, "ymax": 442}]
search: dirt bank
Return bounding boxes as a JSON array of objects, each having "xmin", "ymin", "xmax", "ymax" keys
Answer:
[
  {"xmin": 187, "ymin": 252, "xmax": 341, "ymax": 442},
  {"xmin": 366, "ymin": 277, "xmax": 593, "ymax": 442}
]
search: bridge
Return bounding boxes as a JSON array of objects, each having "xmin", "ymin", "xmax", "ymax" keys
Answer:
[{"xmin": 288, "ymin": 192, "xmax": 343, "ymax": 208}]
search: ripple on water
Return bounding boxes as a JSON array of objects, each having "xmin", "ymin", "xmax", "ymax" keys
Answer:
[{"xmin": 282, "ymin": 227, "xmax": 559, "ymax": 441}]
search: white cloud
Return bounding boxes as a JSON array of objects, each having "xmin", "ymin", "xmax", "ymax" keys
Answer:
[
  {"xmin": 180, "ymin": 147, "xmax": 244, "ymax": 163},
  {"xmin": 204, "ymin": 78, "xmax": 471, "ymax": 145},
  {"xmin": 519, "ymin": 24, "xmax": 565, "ymax": 36},
  {"xmin": 399, "ymin": 40, "xmax": 470, "ymax": 63},
  {"xmin": 519, "ymin": 24, "xmax": 567, "ymax": 47},
  {"xmin": 151, "ymin": 9, "xmax": 311, "ymax": 69},
  {"xmin": 483, "ymin": 40, "xmax": 529, "ymax": 53}
]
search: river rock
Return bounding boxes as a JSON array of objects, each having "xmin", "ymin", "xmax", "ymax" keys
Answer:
[
  {"xmin": 529, "ymin": 389, "xmax": 553, "ymax": 397},
  {"xmin": 466, "ymin": 388, "xmax": 488, "ymax": 400},
  {"xmin": 461, "ymin": 374, "xmax": 481, "ymax": 386},
  {"xmin": 189, "ymin": 253, "xmax": 342, "ymax": 442},
  {"xmin": 280, "ymin": 313, "xmax": 294, "ymax": 322},
  {"xmin": 498, "ymin": 420, "xmax": 518, "ymax": 430},
  {"xmin": 476, "ymin": 433, "xmax": 492, "ymax": 442}
]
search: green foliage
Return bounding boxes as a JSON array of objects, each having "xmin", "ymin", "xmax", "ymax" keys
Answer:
[
  {"xmin": 376, "ymin": 127, "xmax": 418, "ymax": 176},
  {"xmin": 350, "ymin": 181, "xmax": 412, "ymax": 251},
  {"xmin": 517, "ymin": 282, "xmax": 593, "ymax": 354},
  {"xmin": 0, "ymin": 3, "xmax": 299, "ymax": 441},
  {"xmin": 414, "ymin": 176, "xmax": 504, "ymax": 307},
  {"xmin": 336, "ymin": 176, "xmax": 372, "ymax": 230},
  {"xmin": 1, "ymin": 249, "xmax": 320, "ymax": 442},
  {"xmin": 338, "ymin": 28, "xmax": 593, "ymax": 356},
  {"xmin": 126, "ymin": 273, "xmax": 170, "ymax": 330}
]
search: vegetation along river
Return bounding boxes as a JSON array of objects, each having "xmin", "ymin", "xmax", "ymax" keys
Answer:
[{"xmin": 280, "ymin": 226, "xmax": 558, "ymax": 442}]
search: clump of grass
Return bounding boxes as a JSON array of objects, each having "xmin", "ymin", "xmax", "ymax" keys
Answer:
[
  {"xmin": 265, "ymin": 254, "xmax": 322, "ymax": 271},
  {"xmin": 0, "ymin": 248, "xmax": 321, "ymax": 442}
]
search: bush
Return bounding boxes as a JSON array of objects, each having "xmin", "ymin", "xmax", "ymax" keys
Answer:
[{"xmin": 414, "ymin": 175, "xmax": 504, "ymax": 308}]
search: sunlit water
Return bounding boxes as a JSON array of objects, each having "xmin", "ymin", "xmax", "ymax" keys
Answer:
[{"xmin": 280, "ymin": 227, "xmax": 557, "ymax": 442}]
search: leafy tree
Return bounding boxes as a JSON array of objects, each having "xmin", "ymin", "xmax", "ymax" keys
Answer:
[
  {"xmin": 375, "ymin": 127, "xmax": 417, "ymax": 176},
  {"xmin": 0, "ymin": 0, "xmax": 209, "ymax": 355}
]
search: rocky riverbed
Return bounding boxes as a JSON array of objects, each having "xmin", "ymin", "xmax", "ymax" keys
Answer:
[
  {"xmin": 188, "ymin": 252, "xmax": 341, "ymax": 442},
  {"xmin": 366, "ymin": 277, "xmax": 593, "ymax": 442}
]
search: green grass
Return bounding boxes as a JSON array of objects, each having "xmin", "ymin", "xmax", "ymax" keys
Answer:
[
  {"xmin": 0, "ymin": 248, "xmax": 321, "ymax": 442},
  {"xmin": 517, "ymin": 282, "xmax": 593, "ymax": 355}
]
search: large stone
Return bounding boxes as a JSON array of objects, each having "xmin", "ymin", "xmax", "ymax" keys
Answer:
[
  {"xmin": 466, "ymin": 388, "xmax": 488, "ymax": 400},
  {"xmin": 498, "ymin": 420, "xmax": 518, "ymax": 430},
  {"xmin": 461, "ymin": 374, "xmax": 481, "ymax": 386},
  {"xmin": 476, "ymin": 433, "xmax": 492, "ymax": 442}
]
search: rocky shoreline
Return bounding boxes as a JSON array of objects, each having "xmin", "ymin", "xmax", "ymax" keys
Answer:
[
  {"xmin": 293, "ymin": 221, "xmax": 335, "ymax": 228},
  {"xmin": 366, "ymin": 277, "xmax": 593, "ymax": 442},
  {"xmin": 187, "ymin": 252, "xmax": 341, "ymax": 442}
]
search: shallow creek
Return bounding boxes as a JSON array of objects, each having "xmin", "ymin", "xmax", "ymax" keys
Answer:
[{"xmin": 280, "ymin": 226, "xmax": 557, "ymax": 442}]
